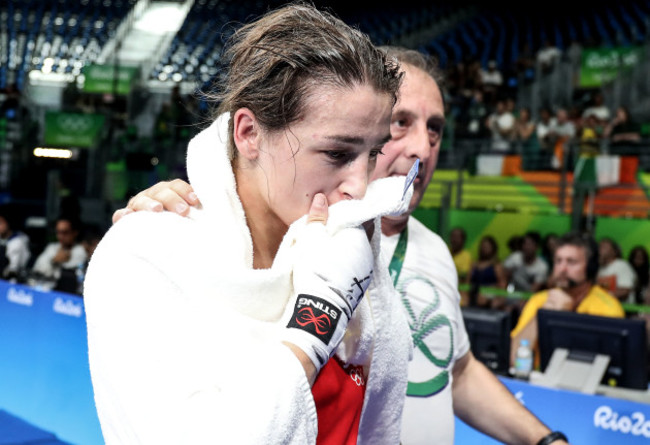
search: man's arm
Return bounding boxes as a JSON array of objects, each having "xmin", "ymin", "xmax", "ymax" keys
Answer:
[
  {"xmin": 32, "ymin": 244, "xmax": 57, "ymax": 277},
  {"xmin": 452, "ymin": 351, "xmax": 567, "ymax": 445}
]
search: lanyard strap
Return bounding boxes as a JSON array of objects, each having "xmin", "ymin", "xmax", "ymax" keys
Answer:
[{"xmin": 388, "ymin": 227, "xmax": 408, "ymax": 287}]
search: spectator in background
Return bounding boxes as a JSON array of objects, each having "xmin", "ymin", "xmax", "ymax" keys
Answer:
[
  {"xmin": 536, "ymin": 39, "xmax": 561, "ymax": 75},
  {"xmin": 535, "ymin": 107, "xmax": 556, "ymax": 150},
  {"xmin": 541, "ymin": 233, "xmax": 559, "ymax": 271},
  {"xmin": 549, "ymin": 108, "xmax": 577, "ymax": 141},
  {"xmin": 511, "ymin": 232, "xmax": 625, "ymax": 368},
  {"xmin": 581, "ymin": 91, "xmax": 610, "ymax": 125},
  {"xmin": 578, "ymin": 114, "xmax": 603, "ymax": 157},
  {"xmin": 547, "ymin": 108, "xmax": 576, "ymax": 169},
  {"xmin": 514, "ymin": 107, "xmax": 536, "ymax": 147},
  {"xmin": 449, "ymin": 227, "xmax": 472, "ymax": 285},
  {"xmin": 535, "ymin": 107, "xmax": 556, "ymax": 169},
  {"xmin": 469, "ymin": 235, "xmax": 507, "ymax": 307},
  {"xmin": 628, "ymin": 245, "xmax": 650, "ymax": 305},
  {"xmin": 597, "ymin": 237, "xmax": 637, "ymax": 303},
  {"xmin": 603, "ymin": 106, "xmax": 641, "ymax": 148},
  {"xmin": 465, "ymin": 59, "xmax": 484, "ymax": 95},
  {"xmin": 68, "ymin": 224, "xmax": 105, "ymax": 295},
  {"xmin": 487, "ymin": 99, "xmax": 515, "ymax": 151},
  {"xmin": 514, "ymin": 107, "xmax": 539, "ymax": 169},
  {"xmin": 31, "ymin": 216, "xmax": 87, "ymax": 280},
  {"xmin": 503, "ymin": 234, "xmax": 523, "ymax": 265},
  {"xmin": 0, "ymin": 204, "xmax": 30, "ymax": 280},
  {"xmin": 479, "ymin": 60, "xmax": 503, "ymax": 106},
  {"xmin": 515, "ymin": 42, "xmax": 536, "ymax": 85},
  {"xmin": 461, "ymin": 89, "xmax": 490, "ymax": 139},
  {"xmin": 81, "ymin": 224, "xmax": 104, "ymax": 267},
  {"xmin": 503, "ymin": 231, "xmax": 549, "ymax": 293}
]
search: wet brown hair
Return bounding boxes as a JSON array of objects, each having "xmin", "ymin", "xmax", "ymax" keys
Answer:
[{"xmin": 210, "ymin": 2, "xmax": 403, "ymax": 159}]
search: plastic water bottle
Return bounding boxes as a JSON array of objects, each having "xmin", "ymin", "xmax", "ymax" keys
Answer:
[{"xmin": 514, "ymin": 339, "xmax": 533, "ymax": 380}]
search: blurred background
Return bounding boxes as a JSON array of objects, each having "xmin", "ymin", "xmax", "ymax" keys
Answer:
[{"xmin": 2, "ymin": 0, "xmax": 650, "ymax": 269}]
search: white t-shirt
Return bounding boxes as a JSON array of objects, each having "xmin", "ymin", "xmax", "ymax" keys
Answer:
[
  {"xmin": 480, "ymin": 69, "xmax": 503, "ymax": 87},
  {"xmin": 582, "ymin": 105, "xmax": 611, "ymax": 122},
  {"xmin": 537, "ymin": 46, "xmax": 561, "ymax": 65},
  {"xmin": 550, "ymin": 121, "xmax": 576, "ymax": 139},
  {"xmin": 489, "ymin": 112, "xmax": 515, "ymax": 151},
  {"xmin": 31, "ymin": 242, "xmax": 87, "ymax": 279},
  {"xmin": 536, "ymin": 117, "xmax": 557, "ymax": 143},
  {"xmin": 597, "ymin": 258, "xmax": 637, "ymax": 304},
  {"xmin": 503, "ymin": 251, "xmax": 549, "ymax": 291},
  {"xmin": 0, "ymin": 231, "xmax": 31, "ymax": 274},
  {"xmin": 382, "ymin": 217, "xmax": 470, "ymax": 445}
]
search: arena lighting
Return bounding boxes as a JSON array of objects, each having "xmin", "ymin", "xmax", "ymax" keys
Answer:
[{"xmin": 33, "ymin": 147, "xmax": 74, "ymax": 159}]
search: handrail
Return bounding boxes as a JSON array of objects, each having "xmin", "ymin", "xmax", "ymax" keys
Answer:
[{"xmin": 97, "ymin": 0, "xmax": 150, "ymax": 65}]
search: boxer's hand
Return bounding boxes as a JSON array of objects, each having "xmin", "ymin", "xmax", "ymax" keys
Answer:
[
  {"xmin": 112, "ymin": 179, "xmax": 199, "ymax": 223},
  {"xmin": 282, "ymin": 193, "xmax": 374, "ymax": 372}
]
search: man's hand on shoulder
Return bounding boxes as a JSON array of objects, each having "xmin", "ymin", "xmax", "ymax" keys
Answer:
[{"xmin": 112, "ymin": 179, "xmax": 199, "ymax": 224}]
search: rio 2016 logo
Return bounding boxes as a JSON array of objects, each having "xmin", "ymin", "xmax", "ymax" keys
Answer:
[
  {"xmin": 397, "ymin": 275, "xmax": 453, "ymax": 397},
  {"xmin": 594, "ymin": 405, "xmax": 650, "ymax": 437}
]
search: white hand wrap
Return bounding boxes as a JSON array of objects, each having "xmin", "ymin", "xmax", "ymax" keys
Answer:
[{"xmin": 283, "ymin": 222, "xmax": 373, "ymax": 370}]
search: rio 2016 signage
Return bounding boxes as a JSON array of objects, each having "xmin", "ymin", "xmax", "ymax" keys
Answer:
[
  {"xmin": 580, "ymin": 46, "xmax": 643, "ymax": 87},
  {"xmin": 81, "ymin": 64, "xmax": 139, "ymax": 95}
]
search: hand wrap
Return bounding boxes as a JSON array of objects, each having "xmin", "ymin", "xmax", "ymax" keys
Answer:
[{"xmin": 283, "ymin": 222, "xmax": 373, "ymax": 370}]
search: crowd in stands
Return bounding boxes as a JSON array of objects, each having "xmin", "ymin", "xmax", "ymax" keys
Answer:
[
  {"xmin": 449, "ymin": 225, "xmax": 650, "ymax": 370},
  {"xmin": 442, "ymin": 35, "xmax": 645, "ymax": 172},
  {"xmin": 449, "ymin": 226, "xmax": 650, "ymax": 314},
  {"xmin": 0, "ymin": 201, "xmax": 104, "ymax": 295}
]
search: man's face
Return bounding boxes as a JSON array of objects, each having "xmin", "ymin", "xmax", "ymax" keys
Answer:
[
  {"xmin": 449, "ymin": 229, "xmax": 464, "ymax": 251},
  {"xmin": 56, "ymin": 220, "xmax": 78, "ymax": 249},
  {"xmin": 598, "ymin": 240, "xmax": 615, "ymax": 265},
  {"xmin": 521, "ymin": 236, "xmax": 537, "ymax": 258},
  {"xmin": 372, "ymin": 63, "xmax": 445, "ymax": 220},
  {"xmin": 552, "ymin": 245, "xmax": 589, "ymax": 289}
]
